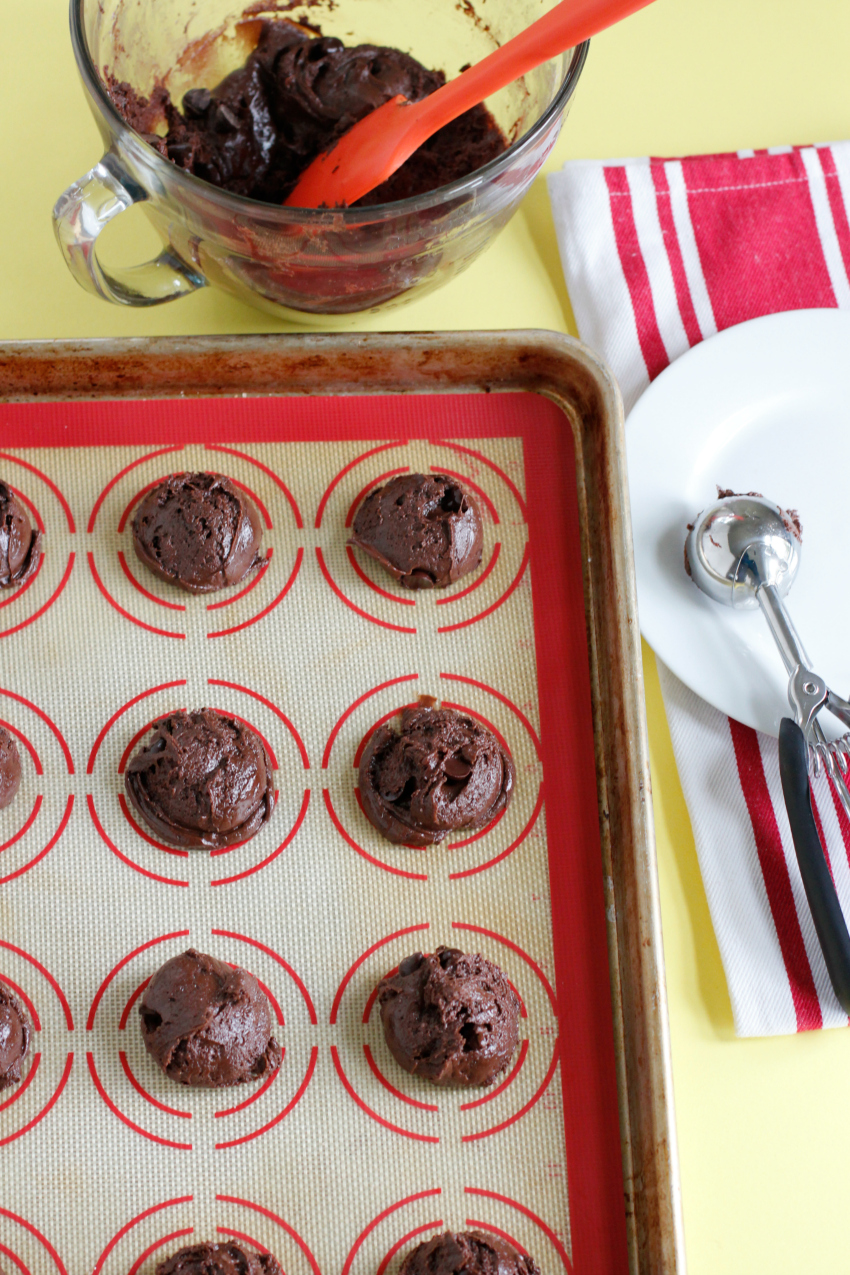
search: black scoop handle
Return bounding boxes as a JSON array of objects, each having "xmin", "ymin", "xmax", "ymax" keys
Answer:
[{"xmin": 779, "ymin": 716, "xmax": 850, "ymax": 1014}]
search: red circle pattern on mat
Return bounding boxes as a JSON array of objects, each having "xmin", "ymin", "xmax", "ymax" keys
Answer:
[
  {"xmin": 341, "ymin": 1188, "xmax": 572, "ymax": 1275},
  {"xmin": 321, "ymin": 675, "xmax": 543, "ymax": 883},
  {"xmin": 0, "ymin": 1206, "xmax": 68, "ymax": 1275},
  {"xmin": 93, "ymin": 1194, "xmax": 322, "ymax": 1275},
  {"xmin": 0, "ymin": 939, "xmax": 74, "ymax": 1150},
  {"xmin": 86, "ymin": 445, "xmax": 304, "ymax": 640},
  {"xmin": 0, "ymin": 456, "xmax": 76, "ymax": 641},
  {"xmin": 327, "ymin": 923, "xmax": 558, "ymax": 1145},
  {"xmin": 85, "ymin": 930, "xmax": 318, "ymax": 1152},
  {"xmin": 314, "ymin": 443, "xmax": 529, "ymax": 636},
  {"xmin": 85, "ymin": 678, "xmax": 310, "ymax": 889},
  {"xmin": 0, "ymin": 689, "xmax": 74, "ymax": 886}
]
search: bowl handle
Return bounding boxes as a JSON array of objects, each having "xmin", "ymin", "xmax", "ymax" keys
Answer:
[{"xmin": 52, "ymin": 153, "xmax": 207, "ymax": 306}]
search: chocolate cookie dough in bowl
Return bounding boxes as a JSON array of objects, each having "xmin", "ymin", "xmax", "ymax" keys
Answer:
[{"xmin": 55, "ymin": 0, "xmax": 587, "ymax": 318}]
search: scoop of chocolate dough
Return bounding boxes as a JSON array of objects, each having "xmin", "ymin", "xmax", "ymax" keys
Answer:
[
  {"xmin": 132, "ymin": 472, "xmax": 265, "ymax": 594},
  {"xmin": 0, "ymin": 979, "xmax": 31, "ymax": 1090},
  {"xmin": 684, "ymin": 486, "xmax": 802, "ymax": 580},
  {"xmin": 400, "ymin": 1232, "xmax": 540, "ymax": 1275},
  {"xmin": 125, "ymin": 709, "xmax": 274, "ymax": 850},
  {"xmin": 378, "ymin": 947, "xmax": 519, "ymax": 1087},
  {"xmin": 0, "ymin": 480, "xmax": 42, "ymax": 588},
  {"xmin": 358, "ymin": 704, "xmax": 514, "ymax": 846},
  {"xmin": 156, "ymin": 1241, "xmax": 284, "ymax": 1274},
  {"xmin": 0, "ymin": 727, "xmax": 22, "ymax": 810},
  {"xmin": 140, "ymin": 948, "xmax": 281, "ymax": 1088},
  {"xmin": 350, "ymin": 473, "xmax": 483, "ymax": 590}
]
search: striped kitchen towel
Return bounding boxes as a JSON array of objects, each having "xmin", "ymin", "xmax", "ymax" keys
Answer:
[{"xmin": 548, "ymin": 143, "xmax": 850, "ymax": 1035}]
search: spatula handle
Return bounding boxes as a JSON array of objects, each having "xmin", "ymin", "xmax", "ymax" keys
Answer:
[{"xmin": 415, "ymin": 0, "xmax": 656, "ymax": 138}]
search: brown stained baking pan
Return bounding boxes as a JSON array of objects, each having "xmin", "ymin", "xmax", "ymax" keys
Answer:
[{"xmin": 0, "ymin": 331, "xmax": 684, "ymax": 1275}]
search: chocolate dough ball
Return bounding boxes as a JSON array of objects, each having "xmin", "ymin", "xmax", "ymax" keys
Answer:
[
  {"xmin": 140, "ymin": 948, "xmax": 281, "ymax": 1088},
  {"xmin": 132, "ymin": 472, "xmax": 265, "ymax": 594},
  {"xmin": 378, "ymin": 947, "xmax": 520, "ymax": 1087},
  {"xmin": 0, "ymin": 727, "xmax": 22, "ymax": 810},
  {"xmin": 0, "ymin": 979, "xmax": 31, "ymax": 1090},
  {"xmin": 156, "ymin": 1241, "xmax": 283, "ymax": 1274},
  {"xmin": 0, "ymin": 480, "xmax": 42, "ymax": 588},
  {"xmin": 401, "ymin": 1233, "xmax": 540, "ymax": 1275},
  {"xmin": 349, "ymin": 473, "xmax": 483, "ymax": 589},
  {"xmin": 358, "ymin": 704, "xmax": 514, "ymax": 846},
  {"xmin": 125, "ymin": 709, "xmax": 274, "ymax": 850}
]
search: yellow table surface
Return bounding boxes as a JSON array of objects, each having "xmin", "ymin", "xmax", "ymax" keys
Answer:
[{"xmin": 3, "ymin": 2, "xmax": 850, "ymax": 1269}]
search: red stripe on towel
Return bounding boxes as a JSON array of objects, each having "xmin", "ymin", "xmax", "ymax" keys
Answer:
[
  {"xmin": 604, "ymin": 166, "xmax": 669, "ymax": 380},
  {"xmin": 681, "ymin": 150, "xmax": 836, "ymax": 327},
  {"xmin": 729, "ymin": 718, "xmax": 822, "ymax": 1030},
  {"xmin": 650, "ymin": 161, "xmax": 703, "ymax": 346}
]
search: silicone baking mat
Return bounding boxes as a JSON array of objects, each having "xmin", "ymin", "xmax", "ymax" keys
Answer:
[{"xmin": 0, "ymin": 391, "xmax": 627, "ymax": 1275}]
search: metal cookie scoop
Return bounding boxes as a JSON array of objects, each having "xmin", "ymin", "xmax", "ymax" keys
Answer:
[{"xmin": 686, "ymin": 493, "xmax": 850, "ymax": 1011}]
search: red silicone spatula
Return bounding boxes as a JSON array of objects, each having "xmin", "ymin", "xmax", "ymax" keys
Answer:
[{"xmin": 285, "ymin": 0, "xmax": 656, "ymax": 208}]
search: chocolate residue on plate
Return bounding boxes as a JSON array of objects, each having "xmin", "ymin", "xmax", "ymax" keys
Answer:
[
  {"xmin": 0, "ymin": 480, "xmax": 42, "ymax": 588},
  {"xmin": 140, "ymin": 948, "xmax": 282, "ymax": 1088},
  {"xmin": 0, "ymin": 979, "xmax": 31, "ymax": 1090},
  {"xmin": 132, "ymin": 472, "xmax": 266, "ymax": 594},
  {"xmin": 350, "ymin": 472, "xmax": 483, "ymax": 589},
  {"xmin": 378, "ymin": 946, "xmax": 520, "ymax": 1087},
  {"xmin": 156, "ymin": 1242, "xmax": 284, "ymax": 1275},
  {"xmin": 124, "ymin": 709, "xmax": 274, "ymax": 850},
  {"xmin": 358, "ymin": 703, "xmax": 514, "ymax": 846},
  {"xmin": 400, "ymin": 1232, "xmax": 541, "ymax": 1275},
  {"xmin": 0, "ymin": 726, "xmax": 21, "ymax": 810},
  {"xmin": 106, "ymin": 19, "xmax": 507, "ymax": 205}
]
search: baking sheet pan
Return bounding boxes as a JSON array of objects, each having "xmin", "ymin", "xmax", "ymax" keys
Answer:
[{"xmin": 0, "ymin": 332, "xmax": 683, "ymax": 1275}]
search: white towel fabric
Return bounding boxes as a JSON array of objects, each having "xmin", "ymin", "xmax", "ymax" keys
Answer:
[{"xmin": 548, "ymin": 143, "xmax": 850, "ymax": 1034}]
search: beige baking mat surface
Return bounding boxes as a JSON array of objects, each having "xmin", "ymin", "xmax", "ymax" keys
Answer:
[{"xmin": 0, "ymin": 430, "xmax": 578, "ymax": 1275}]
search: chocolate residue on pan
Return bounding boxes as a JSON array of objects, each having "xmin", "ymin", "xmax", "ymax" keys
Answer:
[{"xmin": 105, "ymin": 19, "xmax": 507, "ymax": 205}]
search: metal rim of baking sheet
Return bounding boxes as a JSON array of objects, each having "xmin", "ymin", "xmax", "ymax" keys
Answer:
[{"xmin": 0, "ymin": 329, "xmax": 685, "ymax": 1275}]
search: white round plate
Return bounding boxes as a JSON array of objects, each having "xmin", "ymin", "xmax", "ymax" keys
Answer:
[{"xmin": 627, "ymin": 308, "xmax": 850, "ymax": 738}]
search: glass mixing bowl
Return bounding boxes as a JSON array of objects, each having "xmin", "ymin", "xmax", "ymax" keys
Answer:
[{"xmin": 54, "ymin": 0, "xmax": 587, "ymax": 319}]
